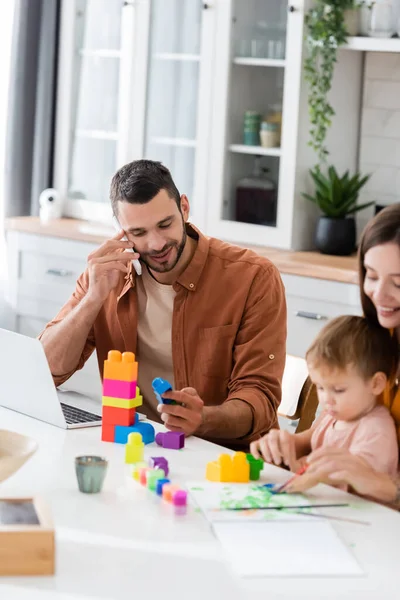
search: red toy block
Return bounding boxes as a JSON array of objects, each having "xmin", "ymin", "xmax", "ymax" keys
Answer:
[
  {"xmin": 139, "ymin": 467, "xmax": 151, "ymax": 486},
  {"xmin": 103, "ymin": 350, "xmax": 138, "ymax": 382},
  {"xmin": 101, "ymin": 424, "xmax": 115, "ymax": 442},
  {"xmin": 102, "ymin": 378, "xmax": 136, "ymax": 399},
  {"xmin": 102, "ymin": 405, "xmax": 136, "ymax": 426}
]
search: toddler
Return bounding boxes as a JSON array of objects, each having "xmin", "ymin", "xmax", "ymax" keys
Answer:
[{"xmin": 250, "ymin": 315, "xmax": 399, "ymax": 484}]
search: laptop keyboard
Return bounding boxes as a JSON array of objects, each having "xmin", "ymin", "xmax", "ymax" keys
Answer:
[{"xmin": 60, "ymin": 403, "xmax": 101, "ymax": 425}]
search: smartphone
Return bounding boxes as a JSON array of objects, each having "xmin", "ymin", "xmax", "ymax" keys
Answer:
[{"xmin": 112, "ymin": 216, "xmax": 142, "ymax": 276}]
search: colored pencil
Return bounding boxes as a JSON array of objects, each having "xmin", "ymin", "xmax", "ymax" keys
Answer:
[
  {"xmin": 219, "ymin": 503, "xmax": 349, "ymax": 511},
  {"xmin": 293, "ymin": 510, "xmax": 370, "ymax": 526}
]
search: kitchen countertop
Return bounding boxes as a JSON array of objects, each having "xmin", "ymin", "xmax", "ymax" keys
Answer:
[{"xmin": 5, "ymin": 217, "xmax": 359, "ymax": 284}]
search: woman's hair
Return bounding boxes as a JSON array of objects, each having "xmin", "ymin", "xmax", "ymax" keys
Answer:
[
  {"xmin": 306, "ymin": 315, "xmax": 398, "ymax": 380},
  {"xmin": 358, "ymin": 204, "xmax": 400, "ymax": 326}
]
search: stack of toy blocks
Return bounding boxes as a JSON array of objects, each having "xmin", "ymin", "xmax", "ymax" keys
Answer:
[
  {"xmin": 206, "ymin": 452, "xmax": 264, "ymax": 483},
  {"xmin": 101, "ymin": 350, "xmax": 155, "ymax": 444}
]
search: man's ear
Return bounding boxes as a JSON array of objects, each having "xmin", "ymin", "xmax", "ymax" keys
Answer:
[
  {"xmin": 370, "ymin": 371, "xmax": 387, "ymax": 396},
  {"xmin": 180, "ymin": 194, "xmax": 190, "ymax": 221}
]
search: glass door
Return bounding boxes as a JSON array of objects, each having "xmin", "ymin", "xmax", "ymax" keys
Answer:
[
  {"xmin": 207, "ymin": 0, "xmax": 304, "ymax": 248},
  {"xmin": 55, "ymin": 0, "xmax": 136, "ymax": 222},
  {"xmin": 142, "ymin": 0, "xmax": 215, "ymax": 230}
]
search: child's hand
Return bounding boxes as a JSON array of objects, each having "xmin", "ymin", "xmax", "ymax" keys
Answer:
[{"xmin": 250, "ymin": 429, "xmax": 298, "ymax": 470}]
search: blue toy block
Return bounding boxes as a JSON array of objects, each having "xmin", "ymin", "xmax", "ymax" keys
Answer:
[
  {"xmin": 115, "ymin": 425, "xmax": 137, "ymax": 444},
  {"xmin": 152, "ymin": 377, "xmax": 176, "ymax": 405},
  {"xmin": 156, "ymin": 478, "xmax": 170, "ymax": 496},
  {"xmin": 114, "ymin": 419, "xmax": 155, "ymax": 445},
  {"xmin": 134, "ymin": 421, "xmax": 155, "ymax": 445}
]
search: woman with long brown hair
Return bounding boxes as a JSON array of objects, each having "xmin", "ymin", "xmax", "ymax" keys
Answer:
[{"xmin": 289, "ymin": 204, "xmax": 400, "ymax": 504}]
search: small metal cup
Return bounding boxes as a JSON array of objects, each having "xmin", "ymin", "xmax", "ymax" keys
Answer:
[{"xmin": 75, "ymin": 455, "xmax": 108, "ymax": 494}]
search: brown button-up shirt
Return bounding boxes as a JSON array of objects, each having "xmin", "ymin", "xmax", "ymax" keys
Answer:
[{"xmin": 40, "ymin": 224, "xmax": 287, "ymax": 448}]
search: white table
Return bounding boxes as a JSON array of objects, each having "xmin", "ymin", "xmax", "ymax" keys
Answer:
[{"xmin": 1, "ymin": 407, "xmax": 400, "ymax": 600}]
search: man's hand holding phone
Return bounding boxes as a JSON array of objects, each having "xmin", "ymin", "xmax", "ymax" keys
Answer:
[{"xmin": 86, "ymin": 230, "xmax": 140, "ymax": 305}]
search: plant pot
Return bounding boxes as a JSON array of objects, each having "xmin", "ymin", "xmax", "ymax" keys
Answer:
[
  {"xmin": 344, "ymin": 9, "xmax": 360, "ymax": 36},
  {"xmin": 315, "ymin": 216, "xmax": 356, "ymax": 256}
]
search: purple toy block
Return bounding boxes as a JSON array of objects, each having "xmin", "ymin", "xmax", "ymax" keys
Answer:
[
  {"xmin": 155, "ymin": 431, "xmax": 185, "ymax": 450},
  {"xmin": 103, "ymin": 378, "xmax": 136, "ymax": 399},
  {"xmin": 149, "ymin": 456, "xmax": 169, "ymax": 477}
]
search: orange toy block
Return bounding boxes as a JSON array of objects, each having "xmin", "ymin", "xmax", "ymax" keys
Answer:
[
  {"xmin": 162, "ymin": 484, "xmax": 180, "ymax": 503},
  {"xmin": 103, "ymin": 350, "xmax": 138, "ymax": 382},
  {"xmin": 102, "ymin": 405, "xmax": 136, "ymax": 426},
  {"xmin": 101, "ymin": 424, "xmax": 115, "ymax": 442},
  {"xmin": 206, "ymin": 452, "xmax": 250, "ymax": 483}
]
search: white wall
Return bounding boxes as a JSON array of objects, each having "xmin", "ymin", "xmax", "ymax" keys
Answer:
[{"xmin": 359, "ymin": 52, "xmax": 400, "ymax": 211}]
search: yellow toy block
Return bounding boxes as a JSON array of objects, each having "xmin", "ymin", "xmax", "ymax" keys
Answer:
[
  {"xmin": 132, "ymin": 461, "xmax": 147, "ymax": 480},
  {"xmin": 102, "ymin": 386, "xmax": 143, "ymax": 409},
  {"xmin": 206, "ymin": 452, "xmax": 250, "ymax": 483},
  {"xmin": 125, "ymin": 432, "xmax": 144, "ymax": 464},
  {"xmin": 232, "ymin": 452, "xmax": 250, "ymax": 483},
  {"xmin": 103, "ymin": 350, "xmax": 138, "ymax": 382}
]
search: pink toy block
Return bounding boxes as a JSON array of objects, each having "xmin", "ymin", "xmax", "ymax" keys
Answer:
[
  {"xmin": 102, "ymin": 378, "xmax": 136, "ymax": 399},
  {"xmin": 172, "ymin": 490, "xmax": 187, "ymax": 507},
  {"xmin": 155, "ymin": 431, "xmax": 185, "ymax": 450}
]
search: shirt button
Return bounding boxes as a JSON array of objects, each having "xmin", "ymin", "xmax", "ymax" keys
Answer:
[
  {"xmin": 269, "ymin": 354, "xmax": 275, "ymax": 360},
  {"xmin": 189, "ymin": 283, "xmax": 194, "ymax": 289}
]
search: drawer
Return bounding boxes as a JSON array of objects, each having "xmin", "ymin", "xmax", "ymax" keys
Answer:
[
  {"xmin": 18, "ymin": 316, "xmax": 48, "ymax": 338},
  {"xmin": 18, "ymin": 251, "xmax": 86, "ymax": 304},
  {"xmin": 281, "ymin": 273, "xmax": 360, "ymax": 307},
  {"xmin": 286, "ymin": 294, "xmax": 362, "ymax": 358},
  {"xmin": 16, "ymin": 295, "xmax": 66, "ymax": 322}
]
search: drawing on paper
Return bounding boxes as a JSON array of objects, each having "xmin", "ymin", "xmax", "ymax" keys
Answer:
[{"xmin": 187, "ymin": 482, "xmax": 312, "ymax": 523}]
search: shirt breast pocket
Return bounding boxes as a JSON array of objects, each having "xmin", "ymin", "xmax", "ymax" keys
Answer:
[{"xmin": 197, "ymin": 323, "xmax": 238, "ymax": 378}]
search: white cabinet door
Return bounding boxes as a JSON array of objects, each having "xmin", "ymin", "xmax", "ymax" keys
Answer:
[
  {"xmin": 54, "ymin": 0, "xmax": 138, "ymax": 222},
  {"xmin": 206, "ymin": 0, "xmax": 307, "ymax": 248},
  {"xmin": 137, "ymin": 0, "xmax": 216, "ymax": 231}
]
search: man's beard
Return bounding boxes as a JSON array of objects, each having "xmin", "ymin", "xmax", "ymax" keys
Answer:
[{"xmin": 141, "ymin": 225, "xmax": 187, "ymax": 273}]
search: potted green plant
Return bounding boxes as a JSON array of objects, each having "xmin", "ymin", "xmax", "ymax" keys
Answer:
[{"xmin": 303, "ymin": 166, "xmax": 374, "ymax": 255}]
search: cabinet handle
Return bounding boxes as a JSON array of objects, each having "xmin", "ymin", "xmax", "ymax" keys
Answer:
[
  {"xmin": 46, "ymin": 268, "xmax": 73, "ymax": 277},
  {"xmin": 288, "ymin": 5, "xmax": 296, "ymax": 12},
  {"xmin": 295, "ymin": 310, "xmax": 328, "ymax": 321}
]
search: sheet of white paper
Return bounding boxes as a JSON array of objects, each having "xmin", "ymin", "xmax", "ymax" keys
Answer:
[
  {"xmin": 213, "ymin": 521, "xmax": 363, "ymax": 577},
  {"xmin": 188, "ymin": 481, "xmax": 314, "ymax": 523}
]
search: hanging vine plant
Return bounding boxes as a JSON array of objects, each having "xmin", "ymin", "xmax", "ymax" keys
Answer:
[{"xmin": 304, "ymin": 0, "xmax": 362, "ymax": 165}]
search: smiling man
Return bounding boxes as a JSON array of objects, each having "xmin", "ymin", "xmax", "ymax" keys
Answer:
[{"xmin": 40, "ymin": 160, "xmax": 287, "ymax": 448}]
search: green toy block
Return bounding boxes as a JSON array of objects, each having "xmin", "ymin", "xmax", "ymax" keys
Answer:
[
  {"xmin": 246, "ymin": 453, "xmax": 264, "ymax": 481},
  {"xmin": 146, "ymin": 468, "xmax": 166, "ymax": 491}
]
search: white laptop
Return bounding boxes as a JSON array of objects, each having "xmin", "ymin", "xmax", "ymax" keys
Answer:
[{"xmin": 0, "ymin": 328, "xmax": 102, "ymax": 429}]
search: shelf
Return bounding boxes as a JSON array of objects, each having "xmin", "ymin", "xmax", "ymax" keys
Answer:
[
  {"xmin": 343, "ymin": 36, "xmax": 400, "ymax": 52},
  {"xmin": 229, "ymin": 144, "xmax": 281, "ymax": 157},
  {"xmin": 75, "ymin": 129, "xmax": 118, "ymax": 141},
  {"xmin": 79, "ymin": 49, "xmax": 121, "ymax": 58},
  {"xmin": 153, "ymin": 53, "xmax": 200, "ymax": 62},
  {"xmin": 233, "ymin": 57, "xmax": 286, "ymax": 68},
  {"xmin": 151, "ymin": 137, "xmax": 197, "ymax": 148}
]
